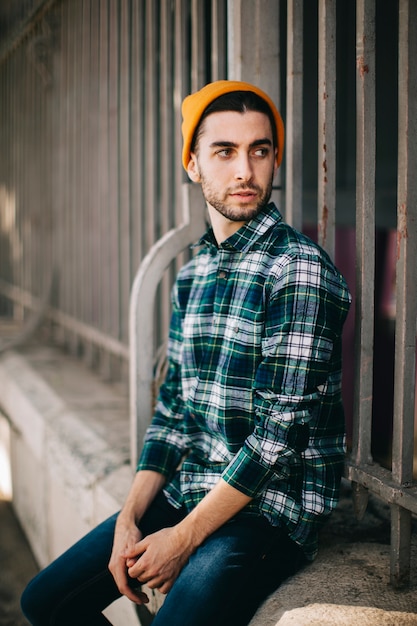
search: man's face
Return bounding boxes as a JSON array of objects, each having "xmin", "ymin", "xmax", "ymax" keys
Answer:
[{"xmin": 187, "ymin": 110, "xmax": 278, "ymax": 226}]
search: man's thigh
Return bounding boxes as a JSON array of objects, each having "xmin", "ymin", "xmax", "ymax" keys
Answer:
[
  {"xmin": 21, "ymin": 513, "xmax": 119, "ymax": 625},
  {"xmin": 153, "ymin": 516, "xmax": 304, "ymax": 626}
]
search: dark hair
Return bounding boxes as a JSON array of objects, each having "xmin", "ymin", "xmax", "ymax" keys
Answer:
[{"xmin": 190, "ymin": 90, "xmax": 278, "ymax": 153}]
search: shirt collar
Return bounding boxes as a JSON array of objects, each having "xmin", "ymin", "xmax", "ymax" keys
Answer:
[{"xmin": 195, "ymin": 203, "xmax": 283, "ymax": 252}]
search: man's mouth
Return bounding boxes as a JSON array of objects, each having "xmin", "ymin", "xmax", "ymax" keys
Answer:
[{"xmin": 230, "ymin": 189, "xmax": 257, "ymax": 199}]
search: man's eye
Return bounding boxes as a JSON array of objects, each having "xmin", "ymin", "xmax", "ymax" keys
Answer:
[
  {"xmin": 253, "ymin": 147, "xmax": 268, "ymax": 157},
  {"xmin": 216, "ymin": 149, "xmax": 231, "ymax": 158}
]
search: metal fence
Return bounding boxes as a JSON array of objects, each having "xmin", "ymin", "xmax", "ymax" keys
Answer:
[
  {"xmin": 0, "ymin": 0, "xmax": 416, "ymax": 587},
  {"xmin": 345, "ymin": 0, "xmax": 417, "ymax": 589},
  {"xmin": 0, "ymin": 0, "xmax": 222, "ymax": 378}
]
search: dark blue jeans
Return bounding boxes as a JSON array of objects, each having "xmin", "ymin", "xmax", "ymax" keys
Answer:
[{"xmin": 21, "ymin": 492, "xmax": 305, "ymax": 626}]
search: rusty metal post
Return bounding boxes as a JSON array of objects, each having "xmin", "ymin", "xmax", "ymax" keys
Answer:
[
  {"xmin": 352, "ymin": 0, "xmax": 375, "ymax": 467},
  {"xmin": 390, "ymin": 0, "xmax": 417, "ymax": 588},
  {"xmin": 285, "ymin": 0, "xmax": 303, "ymax": 231},
  {"xmin": 317, "ymin": 0, "xmax": 336, "ymax": 259},
  {"xmin": 349, "ymin": 0, "xmax": 376, "ymax": 519}
]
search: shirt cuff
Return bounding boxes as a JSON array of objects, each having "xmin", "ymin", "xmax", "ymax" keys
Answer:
[
  {"xmin": 221, "ymin": 446, "xmax": 275, "ymax": 498},
  {"xmin": 136, "ymin": 439, "xmax": 182, "ymax": 478}
]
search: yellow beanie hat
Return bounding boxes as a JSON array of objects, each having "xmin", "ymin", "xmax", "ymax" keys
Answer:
[{"xmin": 181, "ymin": 80, "xmax": 284, "ymax": 171}]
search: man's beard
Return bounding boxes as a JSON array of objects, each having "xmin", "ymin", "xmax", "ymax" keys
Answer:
[{"xmin": 200, "ymin": 175, "xmax": 274, "ymax": 223}]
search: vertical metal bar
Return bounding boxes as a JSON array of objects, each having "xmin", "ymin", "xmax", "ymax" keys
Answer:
[
  {"xmin": 317, "ymin": 0, "xmax": 336, "ymax": 258},
  {"xmin": 352, "ymin": 0, "xmax": 375, "ymax": 467},
  {"xmin": 97, "ymin": 0, "xmax": 120, "ymax": 379},
  {"xmin": 130, "ymin": 0, "xmax": 145, "ymax": 274},
  {"xmin": 71, "ymin": 0, "xmax": 82, "ymax": 342},
  {"xmin": 13, "ymin": 50, "xmax": 20, "ymax": 312},
  {"xmin": 227, "ymin": 0, "xmax": 242, "ymax": 79},
  {"xmin": 145, "ymin": 0, "xmax": 158, "ymax": 249},
  {"xmin": 158, "ymin": 0, "xmax": 173, "ymax": 342},
  {"xmin": 87, "ymin": 0, "xmax": 100, "ymax": 355},
  {"xmin": 392, "ymin": 0, "xmax": 417, "ymax": 495},
  {"xmin": 63, "ymin": 0, "xmax": 73, "ymax": 345},
  {"xmin": 119, "ymin": 0, "xmax": 131, "ymax": 346},
  {"xmin": 52, "ymin": 0, "xmax": 66, "ymax": 346},
  {"xmin": 8, "ymin": 53, "xmax": 16, "ymax": 315},
  {"xmin": 130, "ymin": 0, "xmax": 159, "ymax": 465},
  {"xmin": 255, "ymin": 1, "xmax": 280, "ymax": 104},
  {"xmin": 19, "ymin": 45, "xmax": 25, "ymax": 316},
  {"xmin": 107, "ymin": 0, "xmax": 119, "ymax": 338},
  {"xmin": 390, "ymin": 504, "xmax": 412, "ymax": 588},
  {"xmin": 191, "ymin": 0, "xmax": 208, "ymax": 91},
  {"xmin": 227, "ymin": 0, "xmax": 280, "ymax": 103},
  {"xmin": 211, "ymin": 0, "xmax": 227, "ymax": 81},
  {"xmin": 18, "ymin": 46, "xmax": 26, "ymax": 300},
  {"xmin": 24, "ymin": 87, "xmax": 31, "ymax": 302},
  {"xmin": 72, "ymin": 0, "xmax": 83, "ymax": 352},
  {"xmin": 97, "ymin": 0, "xmax": 109, "ymax": 362},
  {"xmin": 44, "ymin": 13, "xmax": 54, "ymax": 307},
  {"xmin": 0, "ymin": 63, "xmax": 4, "ymax": 294},
  {"xmin": 80, "ymin": 0, "xmax": 90, "ymax": 328},
  {"xmin": 26, "ymin": 39, "xmax": 34, "ymax": 298},
  {"xmin": 159, "ymin": 0, "xmax": 175, "ymax": 236},
  {"xmin": 390, "ymin": 0, "xmax": 417, "ymax": 589},
  {"xmin": 285, "ymin": 0, "xmax": 303, "ymax": 231},
  {"xmin": 173, "ymin": 0, "xmax": 191, "ymax": 269},
  {"xmin": 227, "ymin": 0, "xmax": 281, "ymax": 205}
]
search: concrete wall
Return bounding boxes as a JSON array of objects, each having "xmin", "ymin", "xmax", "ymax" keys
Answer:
[{"xmin": 0, "ymin": 345, "xmax": 142, "ymax": 625}]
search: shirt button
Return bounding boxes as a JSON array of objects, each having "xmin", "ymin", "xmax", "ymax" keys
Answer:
[{"xmin": 218, "ymin": 270, "xmax": 227, "ymax": 279}]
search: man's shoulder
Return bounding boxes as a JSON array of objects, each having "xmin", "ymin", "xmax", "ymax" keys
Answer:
[
  {"xmin": 262, "ymin": 218, "xmax": 325, "ymax": 262},
  {"xmin": 264, "ymin": 221, "xmax": 350, "ymax": 293}
]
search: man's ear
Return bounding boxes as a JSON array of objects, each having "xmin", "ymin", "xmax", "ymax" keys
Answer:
[{"xmin": 187, "ymin": 153, "xmax": 201, "ymax": 183}]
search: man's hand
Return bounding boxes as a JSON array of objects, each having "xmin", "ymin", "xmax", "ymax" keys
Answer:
[
  {"xmin": 109, "ymin": 474, "xmax": 251, "ymax": 602},
  {"xmin": 108, "ymin": 518, "xmax": 150, "ymax": 605},
  {"xmin": 125, "ymin": 526, "xmax": 195, "ymax": 595},
  {"xmin": 107, "ymin": 469, "xmax": 167, "ymax": 604}
]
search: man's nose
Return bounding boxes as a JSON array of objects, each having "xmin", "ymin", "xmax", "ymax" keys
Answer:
[{"xmin": 234, "ymin": 153, "xmax": 253, "ymax": 181}]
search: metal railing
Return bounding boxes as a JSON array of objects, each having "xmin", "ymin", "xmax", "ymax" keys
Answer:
[
  {"xmin": 0, "ymin": 0, "xmax": 415, "ymax": 588},
  {"xmin": 346, "ymin": 0, "xmax": 417, "ymax": 588}
]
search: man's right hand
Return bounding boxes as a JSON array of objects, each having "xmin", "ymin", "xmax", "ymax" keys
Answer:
[
  {"xmin": 108, "ymin": 516, "xmax": 150, "ymax": 605},
  {"xmin": 107, "ymin": 469, "xmax": 167, "ymax": 604}
]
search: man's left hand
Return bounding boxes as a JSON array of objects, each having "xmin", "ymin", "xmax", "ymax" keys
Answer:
[{"xmin": 124, "ymin": 526, "xmax": 194, "ymax": 594}]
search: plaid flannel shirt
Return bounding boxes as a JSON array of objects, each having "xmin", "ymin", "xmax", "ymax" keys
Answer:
[{"xmin": 137, "ymin": 203, "xmax": 351, "ymax": 559}]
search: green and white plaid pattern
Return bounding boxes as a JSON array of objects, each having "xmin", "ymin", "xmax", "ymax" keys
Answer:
[{"xmin": 137, "ymin": 203, "xmax": 351, "ymax": 559}]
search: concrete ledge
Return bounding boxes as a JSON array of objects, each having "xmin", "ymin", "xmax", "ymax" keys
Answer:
[
  {"xmin": 250, "ymin": 490, "xmax": 417, "ymax": 625},
  {"xmin": 0, "ymin": 344, "xmax": 139, "ymax": 625},
  {"xmin": 276, "ymin": 604, "xmax": 417, "ymax": 625}
]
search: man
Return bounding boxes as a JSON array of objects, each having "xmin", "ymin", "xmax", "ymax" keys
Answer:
[{"xmin": 21, "ymin": 80, "xmax": 351, "ymax": 626}]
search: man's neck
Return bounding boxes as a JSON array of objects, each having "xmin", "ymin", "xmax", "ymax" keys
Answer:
[{"xmin": 206, "ymin": 203, "xmax": 246, "ymax": 245}]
